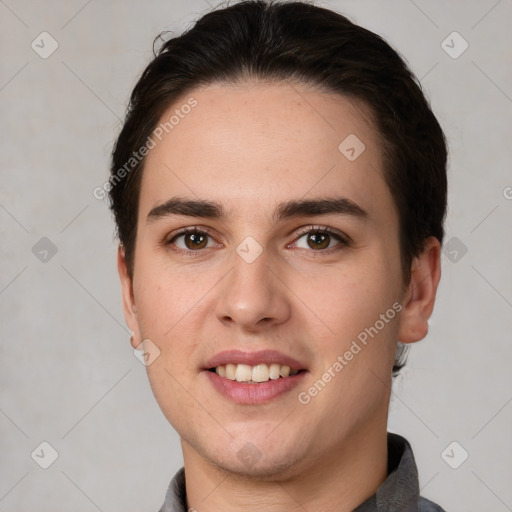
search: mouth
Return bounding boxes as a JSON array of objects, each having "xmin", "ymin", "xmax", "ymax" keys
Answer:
[
  {"xmin": 207, "ymin": 363, "xmax": 305, "ymax": 383},
  {"xmin": 202, "ymin": 350, "xmax": 308, "ymax": 404}
]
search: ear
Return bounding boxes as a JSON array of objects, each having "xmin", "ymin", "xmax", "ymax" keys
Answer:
[
  {"xmin": 398, "ymin": 236, "xmax": 442, "ymax": 344},
  {"xmin": 117, "ymin": 245, "xmax": 141, "ymax": 349}
]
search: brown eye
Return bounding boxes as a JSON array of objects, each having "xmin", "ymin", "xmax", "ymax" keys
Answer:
[
  {"xmin": 293, "ymin": 228, "xmax": 347, "ymax": 252},
  {"xmin": 183, "ymin": 232, "xmax": 208, "ymax": 250},
  {"xmin": 306, "ymin": 232, "xmax": 331, "ymax": 250},
  {"xmin": 170, "ymin": 229, "xmax": 213, "ymax": 251}
]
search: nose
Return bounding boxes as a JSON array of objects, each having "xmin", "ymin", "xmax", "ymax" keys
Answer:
[{"xmin": 214, "ymin": 246, "xmax": 291, "ymax": 332}]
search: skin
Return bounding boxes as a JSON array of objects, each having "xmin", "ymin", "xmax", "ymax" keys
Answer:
[{"xmin": 118, "ymin": 81, "xmax": 441, "ymax": 512}]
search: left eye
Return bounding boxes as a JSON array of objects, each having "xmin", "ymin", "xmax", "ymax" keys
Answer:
[{"xmin": 294, "ymin": 230, "xmax": 345, "ymax": 251}]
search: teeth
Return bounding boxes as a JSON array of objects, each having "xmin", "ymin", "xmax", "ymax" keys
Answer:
[
  {"xmin": 225, "ymin": 364, "xmax": 236, "ymax": 380},
  {"xmin": 252, "ymin": 364, "xmax": 269, "ymax": 383},
  {"xmin": 269, "ymin": 363, "xmax": 281, "ymax": 380},
  {"xmin": 235, "ymin": 364, "xmax": 252, "ymax": 382},
  {"xmin": 213, "ymin": 363, "xmax": 300, "ymax": 383}
]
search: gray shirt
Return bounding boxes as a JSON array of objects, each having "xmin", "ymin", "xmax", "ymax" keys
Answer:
[{"xmin": 158, "ymin": 432, "xmax": 446, "ymax": 512}]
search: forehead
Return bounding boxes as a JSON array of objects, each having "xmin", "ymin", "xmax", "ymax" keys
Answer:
[{"xmin": 139, "ymin": 80, "xmax": 393, "ymax": 222}]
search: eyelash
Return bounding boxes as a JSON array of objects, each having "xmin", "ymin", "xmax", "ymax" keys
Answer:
[{"xmin": 165, "ymin": 225, "xmax": 351, "ymax": 258}]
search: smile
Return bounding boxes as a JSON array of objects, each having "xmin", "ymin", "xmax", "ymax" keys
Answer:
[{"xmin": 210, "ymin": 363, "xmax": 301, "ymax": 383}]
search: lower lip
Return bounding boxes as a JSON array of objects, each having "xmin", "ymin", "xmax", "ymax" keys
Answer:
[{"xmin": 203, "ymin": 370, "xmax": 307, "ymax": 405}]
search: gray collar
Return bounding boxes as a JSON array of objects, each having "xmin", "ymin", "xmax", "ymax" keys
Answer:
[{"xmin": 158, "ymin": 433, "xmax": 445, "ymax": 512}]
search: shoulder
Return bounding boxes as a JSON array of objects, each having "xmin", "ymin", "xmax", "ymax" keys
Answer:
[{"xmin": 419, "ymin": 496, "xmax": 447, "ymax": 512}]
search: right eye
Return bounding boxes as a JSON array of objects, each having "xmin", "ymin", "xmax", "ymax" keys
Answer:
[{"xmin": 166, "ymin": 227, "xmax": 221, "ymax": 255}]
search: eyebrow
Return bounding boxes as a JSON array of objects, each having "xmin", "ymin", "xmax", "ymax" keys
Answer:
[{"xmin": 146, "ymin": 196, "xmax": 368, "ymax": 223}]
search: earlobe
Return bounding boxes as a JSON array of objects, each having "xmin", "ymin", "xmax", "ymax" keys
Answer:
[
  {"xmin": 117, "ymin": 246, "xmax": 142, "ymax": 348},
  {"xmin": 397, "ymin": 237, "xmax": 441, "ymax": 344}
]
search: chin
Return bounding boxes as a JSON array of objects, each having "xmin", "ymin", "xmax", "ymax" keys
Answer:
[{"xmin": 202, "ymin": 439, "xmax": 309, "ymax": 482}]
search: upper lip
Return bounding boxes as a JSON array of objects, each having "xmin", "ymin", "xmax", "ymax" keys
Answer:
[{"xmin": 203, "ymin": 350, "xmax": 307, "ymax": 371}]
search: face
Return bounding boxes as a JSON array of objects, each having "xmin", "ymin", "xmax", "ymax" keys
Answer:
[{"xmin": 119, "ymin": 81, "xmax": 437, "ymax": 479}]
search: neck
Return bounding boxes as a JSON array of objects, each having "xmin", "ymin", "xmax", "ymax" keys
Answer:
[{"xmin": 182, "ymin": 422, "xmax": 388, "ymax": 512}]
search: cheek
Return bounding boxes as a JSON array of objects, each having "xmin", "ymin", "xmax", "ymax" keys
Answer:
[
  {"xmin": 298, "ymin": 259, "xmax": 400, "ymax": 338},
  {"xmin": 131, "ymin": 251, "xmax": 216, "ymax": 373},
  {"xmin": 301, "ymin": 267, "xmax": 400, "ymax": 413},
  {"xmin": 293, "ymin": 253, "xmax": 402, "ymax": 397},
  {"xmin": 132, "ymin": 249, "xmax": 195, "ymax": 337},
  {"xmin": 132, "ymin": 259, "xmax": 206, "ymax": 430}
]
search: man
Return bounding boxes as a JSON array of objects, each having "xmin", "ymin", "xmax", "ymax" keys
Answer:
[{"xmin": 109, "ymin": 1, "xmax": 447, "ymax": 510}]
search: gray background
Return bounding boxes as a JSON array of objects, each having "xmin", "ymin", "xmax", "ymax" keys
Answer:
[{"xmin": 1, "ymin": 0, "xmax": 511, "ymax": 510}]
